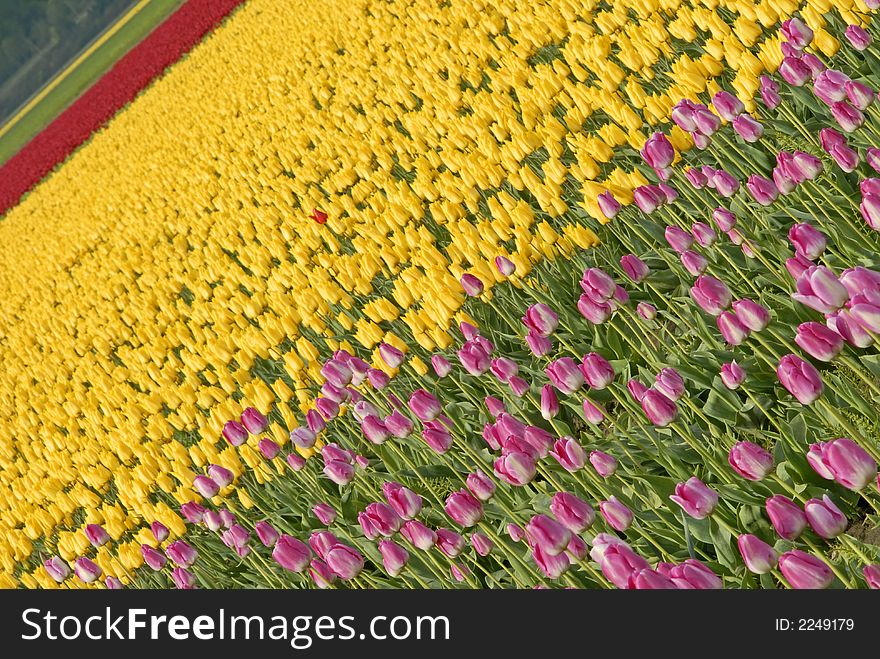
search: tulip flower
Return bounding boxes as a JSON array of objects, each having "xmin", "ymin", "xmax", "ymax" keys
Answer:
[
  {"xmin": 222, "ymin": 420, "xmax": 248, "ymax": 446},
  {"xmin": 637, "ymin": 302, "xmax": 657, "ymax": 320},
  {"xmin": 271, "ymin": 535, "xmax": 311, "ymax": 572},
  {"xmin": 494, "ymin": 450, "xmax": 537, "ymax": 485},
  {"xmin": 691, "ymin": 222, "xmax": 717, "ymax": 247},
  {"xmin": 510, "ymin": 374, "xmax": 531, "ymax": 396},
  {"xmin": 733, "ymin": 115, "xmax": 763, "ymax": 142},
  {"xmin": 592, "ymin": 537, "xmax": 650, "ymax": 589},
  {"xmin": 44, "ymin": 556, "xmax": 70, "ymax": 583},
  {"xmin": 193, "ymin": 475, "xmax": 219, "ymax": 499},
  {"xmin": 326, "ymin": 544, "xmax": 365, "ymax": 580},
  {"xmin": 864, "ymin": 565, "xmax": 880, "ymax": 589},
  {"xmin": 258, "ymin": 438, "xmax": 280, "ymax": 460},
  {"xmin": 597, "ymin": 191, "xmax": 621, "ymax": 219},
  {"xmin": 664, "ymin": 225, "xmax": 692, "ymax": 253},
  {"xmin": 141, "ymin": 544, "xmax": 167, "ymax": 571},
  {"xmin": 525, "ymin": 514, "xmax": 572, "ymax": 556},
  {"xmin": 641, "ymin": 389, "xmax": 678, "ymax": 426},
  {"xmin": 766, "ymin": 495, "xmax": 807, "ymax": 540},
  {"xmin": 464, "ymin": 470, "xmax": 495, "ymax": 502},
  {"xmin": 378, "ymin": 342, "xmax": 404, "ymax": 368},
  {"xmin": 620, "ymin": 254, "xmax": 650, "ymax": 282},
  {"xmin": 551, "ymin": 491, "xmax": 595, "ymax": 533},
  {"xmin": 845, "ymin": 24, "xmax": 872, "ymax": 50},
  {"xmin": 431, "ymin": 354, "xmax": 452, "ymax": 378},
  {"xmin": 731, "ymin": 299, "xmax": 770, "ymax": 332},
  {"xmin": 538, "ymin": 383, "xmax": 560, "ymax": 420},
  {"xmin": 813, "ymin": 69, "xmax": 850, "ymax": 105},
  {"xmin": 495, "ymin": 255, "xmax": 515, "ymax": 276},
  {"xmin": 808, "ymin": 438, "xmax": 877, "ymax": 490},
  {"xmin": 795, "ymin": 322, "xmax": 844, "ymax": 362},
  {"xmin": 166, "ymin": 540, "xmax": 198, "ymax": 568},
  {"xmin": 180, "ymin": 502, "xmax": 207, "ymax": 524},
  {"xmin": 779, "ymin": 550, "xmax": 834, "ymax": 589},
  {"xmin": 310, "ymin": 502, "xmax": 336, "ymax": 526},
  {"xmin": 779, "ymin": 56, "xmax": 811, "ymax": 86},
  {"xmin": 545, "ymin": 357, "xmax": 585, "ymax": 394},
  {"xmin": 653, "ymin": 368, "xmax": 684, "ymax": 401},
  {"xmin": 831, "ymin": 101, "xmax": 865, "ymax": 132},
  {"xmin": 324, "ymin": 460, "xmax": 355, "ymax": 485},
  {"xmin": 422, "ymin": 418, "xmax": 453, "ymax": 453},
  {"xmin": 74, "ymin": 557, "xmax": 102, "ymax": 584},
  {"xmin": 746, "ymin": 175, "xmax": 778, "ymax": 205},
  {"xmin": 308, "ymin": 560, "xmax": 336, "ymax": 589},
  {"xmin": 84, "ymin": 523, "xmax": 110, "ymax": 548},
  {"xmin": 525, "ymin": 329, "xmax": 552, "ymax": 356},
  {"xmin": 804, "ymin": 495, "xmax": 848, "ymax": 539},
  {"xmin": 599, "ymin": 496, "xmax": 633, "ymax": 531},
  {"xmin": 713, "ymin": 90, "xmax": 744, "ymax": 121},
  {"xmin": 379, "ymin": 540, "xmax": 409, "ymax": 577},
  {"xmin": 105, "ymin": 576, "xmax": 124, "ymax": 590},
  {"xmin": 788, "ymin": 223, "xmax": 826, "ymax": 260},
  {"xmin": 728, "ymin": 441, "xmax": 774, "ymax": 481},
  {"xmin": 436, "ymin": 528, "xmax": 466, "ymax": 557},
  {"xmin": 286, "ymin": 453, "xmax": 306, "ymax": 471},
  {"xmin": 240, "ymin": 407, "xmax": 268, "ymax": 434},
  {"xmin": 407, "ymin": 389, "xmax": 440, "ymax": 422},
  {"xmin": 737, "ymin": 534, "xmax": 779, "ymax": 574},
  {"xmin": 549, "ymin": 436, "xmax": 587, "ymax": 472},
  {"xmin": 670, "ymin": 478, "xmax": 718, "ymax": 519},
  {"xmin": 781, "ymin": 17, "xmax": 813, "ymax": 49},
  {"xmin": 315, "ymin": 397, "xmax": 340, "ymax": 420},
  {"xmin": 581, "ymin": 398, "xmax": 605, "ymax": 424},
  {"xmin": 846, "ymin": 80, "xmax": 874, "ymax": 110},
  {"xmin": 522, "ymin": 303, "xmax": 559, "ymax": 337},
  {"xmin": 627, "ymin": 378, "xmax": 648, "ymax": 402},
  {"xmin": 712, "ymin": 207, "xmax": 737, "ymax": 232},
  {"xmin": 151, "ymin": 521, "xmax": 169, "ymax": 543},
  {"xmin": 309, "ymin": 531, "xmax": 338, "ymax": 561},
  {"xmin": 401, "ymin": 520, "xmax": 437, "ymax": 550},
  {"xmin": 717, "ymin": 311, "xmax": 749, "ymax": 345},
  {"xmin": 760, "ymin": 75, "xmax": 781, "ymax": 108},
  {"xmin": 445, "ymin": 489, "xmax": 483, "ymax": 527},
  {"xmin": 776, "ymin": 354, "xmax": 824, "ymax": 405},
  {"xmin": 577, "ymin": 294, "xmax": 613, "ymax": 324},
  {"xmin": 720, "ymin": 361, "xmax": 745, "ymax": 389},
  {"xmin": 641, "ymin": 132, "xmax": 675, "ymax": 169},
  {"xmin": 458, "ymin": 340, "xmax": 491, "ymax": 375},
  {"xmin": 681, "ymin": 250, "xmax": 708, "ymax": 276},
  {"xmin": 668, "ymin": 560, "xmax": 723, "ymax": 589},
  {"xmin": 690, "ymin": 275, "xmax": 732, "ymax": 315},
  {"xmin": 255, "ymin": 521, "xmax": 280, "ymax": 547}
]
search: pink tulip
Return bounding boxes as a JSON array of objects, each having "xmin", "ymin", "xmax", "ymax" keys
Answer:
[
  {"xmin": 193, "ymin": 475, "xmax": 219, "ymax": 499},
  {"xmin": 831, "ymin": 101, "xmax": 865, "ymax": 132},
  {"xmin": 766, "ymin": 495, "xmax": 807, "ymax": 540},
  {"xmin": 458, "ymin": 340, "xmax": 491, "ymax": 375},
  {"xmin": 597, "ymin": 191, "xmax": 621, "ymax": 219},
  {"xmin": 466, "ymin": 471, "xmax": 495, "ymax": 502},
  {"xmin": 580, "ymin": 352, "xmax": 614, "ymax": 389},
  {"xmin": 325, "ymin": 544, "xmax": 365, "ymax": 580},
  {"xmin": 620, "ymin": 254, "xmax": 650, "ymax": 282},
  {"xmin": 445, "ymin": 490, "xmax": 483, "ymax": 528},
  {"xmin": 733, "ymin": 114, "xmax": 763, "ymax": 142},
  {"xmin": 43, "ymin": 556, "xmax": 70, "ymax": 583},
  {"xmin": 793, "ymin": 266, "xmax": 849, "ymax": 313},
  {"xmin": 846, "ymin": 80, "xmax": 874, "ymax": 110},
  {"xmin": 401, "ymin": 520, "xmax": 437, "ymax": 550},
  {"xmin": 255, "ymin": 521, "xmax": 280, "ymax": 547},
  {"xmin": 779, "ymin": 550, "xmax": 834, "ymax": 589},
  {"xmin": 74, "ymin": 558, "xmax": 102, "ymax": 584},
  {"xmin": 804, "ymin": 495, "xmax": 848, "ymax": 539},
  {"xmin": 526, "ymin": 514, "xmax": 572, "ymax": 556},
  {"xmin": 737, "ymin": 534, "xmax": 779, "ymax": 574},
  {"xmin": 551, "ymin": 491, "xmax": 595, "ymax": 533},
  {"xmin": 179, "ymin": 502, "xmax": 207, "ymax": 524},
  {"xmin": 589, "ymin": 451, "xmax": 618, "ymax": 477},
  {"xmin": 713, "ymin": 90, "xmax": 744, "ymax": 121},
  {"xmin": 637, "ymin": 302, "xmax": 657, "ymax": 320},
  {"xmin": 494, "ymin": 451, "xmax": 537, "ymax": 485},
  {"xmin": 781, "ymin": 17, "xmax": 813, "ymax": 49},
  {"xmin": 577, "ymin": 295, "xmax": 613, "ymax": 324},
  {"xmin": 717, "ymin": 311, "xmax": 749, "ymax": 345},
  {"xmin": 582, "ymin": 398, "xmax": 606, "ymax": 424},
  {"xmin": 240, "ymin": 407, "xmax": 268, "ymax": 435},
  {"xmin": 863, "ymin": 564, "xmax": 880, "ymax": 589},
  {"xmin": 728, "ymin": 441, "xmax": 774, "ymax": 481},
  {"xmin": 85, "ymin": 524, "xmax": 110, "ymax": 548},
  {"xmin": 681, "ymin": 250, "xmax": 708, "ymax": 276},
  {"xmin": 732, "ymin": 299, "xmax": 770, "ymax": 332},
  {"xmin": 760, "ymin": 75, "xmax": 781, "ymax": 108},
  {"xmin": 690, "ymin": 275, "xmax": 732, "ymax": 315},
  {"xmin": 141, "ymin": 544, "xmax": 167, "ymax": 571},
  {"xmin": 795, "ymin": 322, "xmax": 844, "ymax": 362},
  {"xmin": 641, "ymin": 389, "xmax": 678, "ymax": 426},
  {"xmin": 670, "ymin": 478, "xmax": 718, "ymax": 519},
  {"xmin": 525, "ymin": 329, "xmax": 552, "ymax": 356},
  {"xmin": 641, "ymin": 132, "xmax": 675, "ymax": 169},
  {"xmin": 599, "ymin": 496, "xmax": 633, "ymax": 531},
  {"xmin": 776, "ymin": 354, "xmax": 824, "ymax": 405},
  {"xmin": 788, "ymin": 223, "xmax": 826, "ymax": 260},
  {"xmin": 379, "ymin": 540, "xmax": 409, "ymax": 577},
  {"xmin": 166, "ymin": 540, "xmax": 198, "ymax": 568},
  {"xmin": 686, "ymin": 167, "xmax": 708, "ymax": 188},
  {"xmin": 460, "ymin": 273, "xmax": 484, "ymax": 296},
  {"xmin": 627, "ymin": 378, "xmax": 648, "ymax": 402},
  {"xmin": 712, "ymin": 207, "xmax": 737, "ymax": 232},
  {"xmin": 808, "ymin": 438, "xmax": 877, "ymax": 490},
  {"xmin": 435, "ymin": 528, "xmax": 466, "ymax": 557},
  {"xmin": 779, "ymin": 56, "xmax": 811, "ymax": 86},
  {"xmin": 665, "ymin": 226, "xmax": 693, "ymax": 253},
  {"xmin": 222, "ymin": 420, "xmax": 248, "ymax": 446},
  {"xmin": 845, "ymin": 24, "xmax": 872, "ymax": 50},
  {"xmin": 691, "ymin": 222, "xmax": 717, "ymax": 247},
  {"xmin": 654, "ymin": 368, "xmax": 684, "ymax": 401},
  {"xmin": 495, "ymin": 255, "xmax": 516, "ymax": 276},
  {"xmin": 813, "ymin": 69, "xmax": 850, "ymax": 105},
  {"xmin": 550, "ymin": 436, "xmax": 587, "ymax": 471},
  {"xmin": 720, "ymin": 361, "xmax": 745, "ymax": 389},
  {"xmin": 151, "ymin": 521, "xmax": 169, "ymax": 543},
  {"xmin": 746, "ymin": 174, "xmax": 778, "ymax": 205},
  {"xmin": 431, "ymin": 354, "xmax": 452, "ymax": 377},
  {"xmin": 545, "ymin": 357, "xmax": 585, "ymax": 394},
  {"xmin": 668, "ymin": 560, "xmax": 723, "ymax": 589},
  {"xmin": 540, "ymin": 384, "xmax": 559, "ymax": 420}
]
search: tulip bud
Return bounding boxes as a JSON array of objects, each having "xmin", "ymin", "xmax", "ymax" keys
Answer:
[
  {"xmin": 733, "ymin": 114, "xmax": 763, "ymax": 142},
  {"xmin": 141, "ymin": 545, "xmax": 167, "ymax": 571},
  {"xmin": 401, "ymin": 520, "xmax": 437, "ymax": 550},
  {"xmin": 776, "ymin": 354, "xmax": 824, "ymax": 405},
  {"xmin": 552, "ymin": 491, "xmax": 595, "ymax": 533},
  {"xmin": 436, "ymin": 528, "xmax": 466, "ymax": 557},
  {"xmin": 846, "ymin": 80, "xmax": 874, "ymax": 110},
  {"xmin": 637, "ymin": 302, "xmax": 657, "ymax": 320},
  {"xmin": 466, "ymin": 470, "xmax": 496, "ymax": 501},
  {"xmin": 641, "ymin": 132, "xmax": 675, "ymax": 169},
  {"xmin": 495, "ymin": 255, "xmax": 516, "ymax": 276},
  {"xmin": 795, "ymin": 322, "xmax": 844, "ymax": 362},
  {"xmin": 664, "ymin": 226, "xmax": 693, "ymax": 253},
  {"xmin": 781, "ymin": 18, "xmax": 813, "ymax": 49},
  {"xmin": 809, "ymin": 438, "xmax": 878, "ymax": 490},
  {"xmin": 717, "ymin": 311, "xmax": 749, "ymax": 345},
  {"xmin": 720, "ymin": 361, "xmax": 745, "ymax": 389},
  {"xmin": 863, "ymin": 564, "xmax": 880, "ymax": 589},
  {"xmin": 166, "ymin": 540, "xmax": 198, "ymax": 568},
  {"xmin": 779, "ymin": 56, "xmax": 811, "ymax": 86},
  {"xmin": 408, "ymin": 389, "xmax": 441, "ymax": 422},
  {"xmin": 737, "ymin": 534, "xmax": 779, "ymax": 574},
  {"xmin": 460, "ymin": 273, "xmax": 484, "ymax": 297},
  {"xmin": 766, "ymin": 495, "xmax": 807, "ymax": 540},
  {"xmin": 286, "ymin": 453, "xmax": 306, "ymax": 471},
  {"xmin": 240, "ymin": 407, "xmax": 268, "ymax": 435},
  {"xmin": 431, "ymin": 354, "xmax": 452, "ymax": 378},
  {"xmin": 627, "ymin": 378, "xmax": 648, "ymax": 402},
  {"xmin": 804, "ymin": 495, "xmax": 848, "ymax": 539},
  {"xmin": 273, "ymin": 535, "xmax": 311, "ymax": 572},
  {"xmin": 779, "ymin": 550, "xmax": 834, "ymax": 589},
  {"xmin": 691, "ymin": 222, "xmax": 717, "ymax": 248},
  {"xmin": 494, "ymin": 451, "xmax": 537, "ymax": 485},
  {"xmin": 255, "ymin": 521, "xmax": 280, "ymax": 547},
  {"xmin": 193, "ymin": 475, "xmax": 219, "ymax": 499},
  {"xmin": 760, "ymin": 75, "xmax": 781, "ymax": 109},
  {"xmin": 538, "ymin": 384, "xmax": 560, "ymax": 420},
  {"xmin": 74, "ymin": 557, "xmax": 102, "ymax": 584},
  {"xmin": 324, "ymin": 460, "xmax": 355, "ymax": 485},
  {"xmin": 522, "ymin": 303, "xmax": 559, "ymax": 337},
  {"xmin": 831, "ymin": 101, "xmax": 865, "ymax": 132},
  {"xmin": 258, "ymin": 438, "xmax": 280, "ymax": 460},
  {"xmin": 597, "ymin": 191, "xmax": 621, "ymax": 219},
  {"xmin": 549, "ymin": 436, "xmax": 587, "ymax": 472},
  {"xmin": 84, "ymin": 524, "xmax": 110, "ymax": 548},
  {"xmin": 44, "ymin": 556, "xmax": 71, "ymax": 583},
  {"xmin": 379, "ymin": 540, "xmax": 409, "ymax": 576},
  {"xmin": 599, "ymin": 496, "xmax": 634, "ymax": 531},
  {"xmin": 681, "ymin": 250, "xmax": 707, "ymax": 276},
  {"xmin": 222, "ymin": 420, "xmax": 248, "ymax": 446},
  {"xmin": 732, "ymin": 299, "xmax": 770, "ymax": 332},
  {"xmin": 728, "ymin": 441, "xmax": 774, "ymax": 481},
  {"xmin": 545, "ymin": 357, "xmax": 585, "ymax": 395},
  {"xmin": 654, "ymin": 367, "xmax": 685, "ymax": 401},
  {"xmin": 445, "ymin": 490, "xmax": 483, "ymax": 527},
  {"xmin": 670, "ymin": 477, "xmax": 718, "ymax": 519},
  {"xmin": 713, "ymin": 90, "xmax": 745, "ymax": 121},
  {"xmin": 525, "ymin": 514, "xmax": 572, "ymax": 556},
  {"xmin": 641, "ymin": 389, "xmax": 678, "ymax": 426},
  {"xmin": 669, "ymin": 559, "xmax": 723, "ymax": 589},
  {"xmin": 620, "ymin": 254, "xmax": 650, "ymax": 283},
  {"xmin": 690, "ymin": 275, "xmax": 732, "ymax": 315},
  {"xmin": 308, "ymin": 560, "xmax": 336, "ymax": 589}
]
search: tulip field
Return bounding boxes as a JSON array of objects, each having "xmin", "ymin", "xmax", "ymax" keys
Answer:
[{"xmin": 3, "ymin": 0, "xmax": 880, "ymax": 590}]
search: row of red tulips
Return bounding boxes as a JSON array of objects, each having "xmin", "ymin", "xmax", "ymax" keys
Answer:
[{"xmin": 0, "ymin": 0, "xmax": 246, "ymax": 216}]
